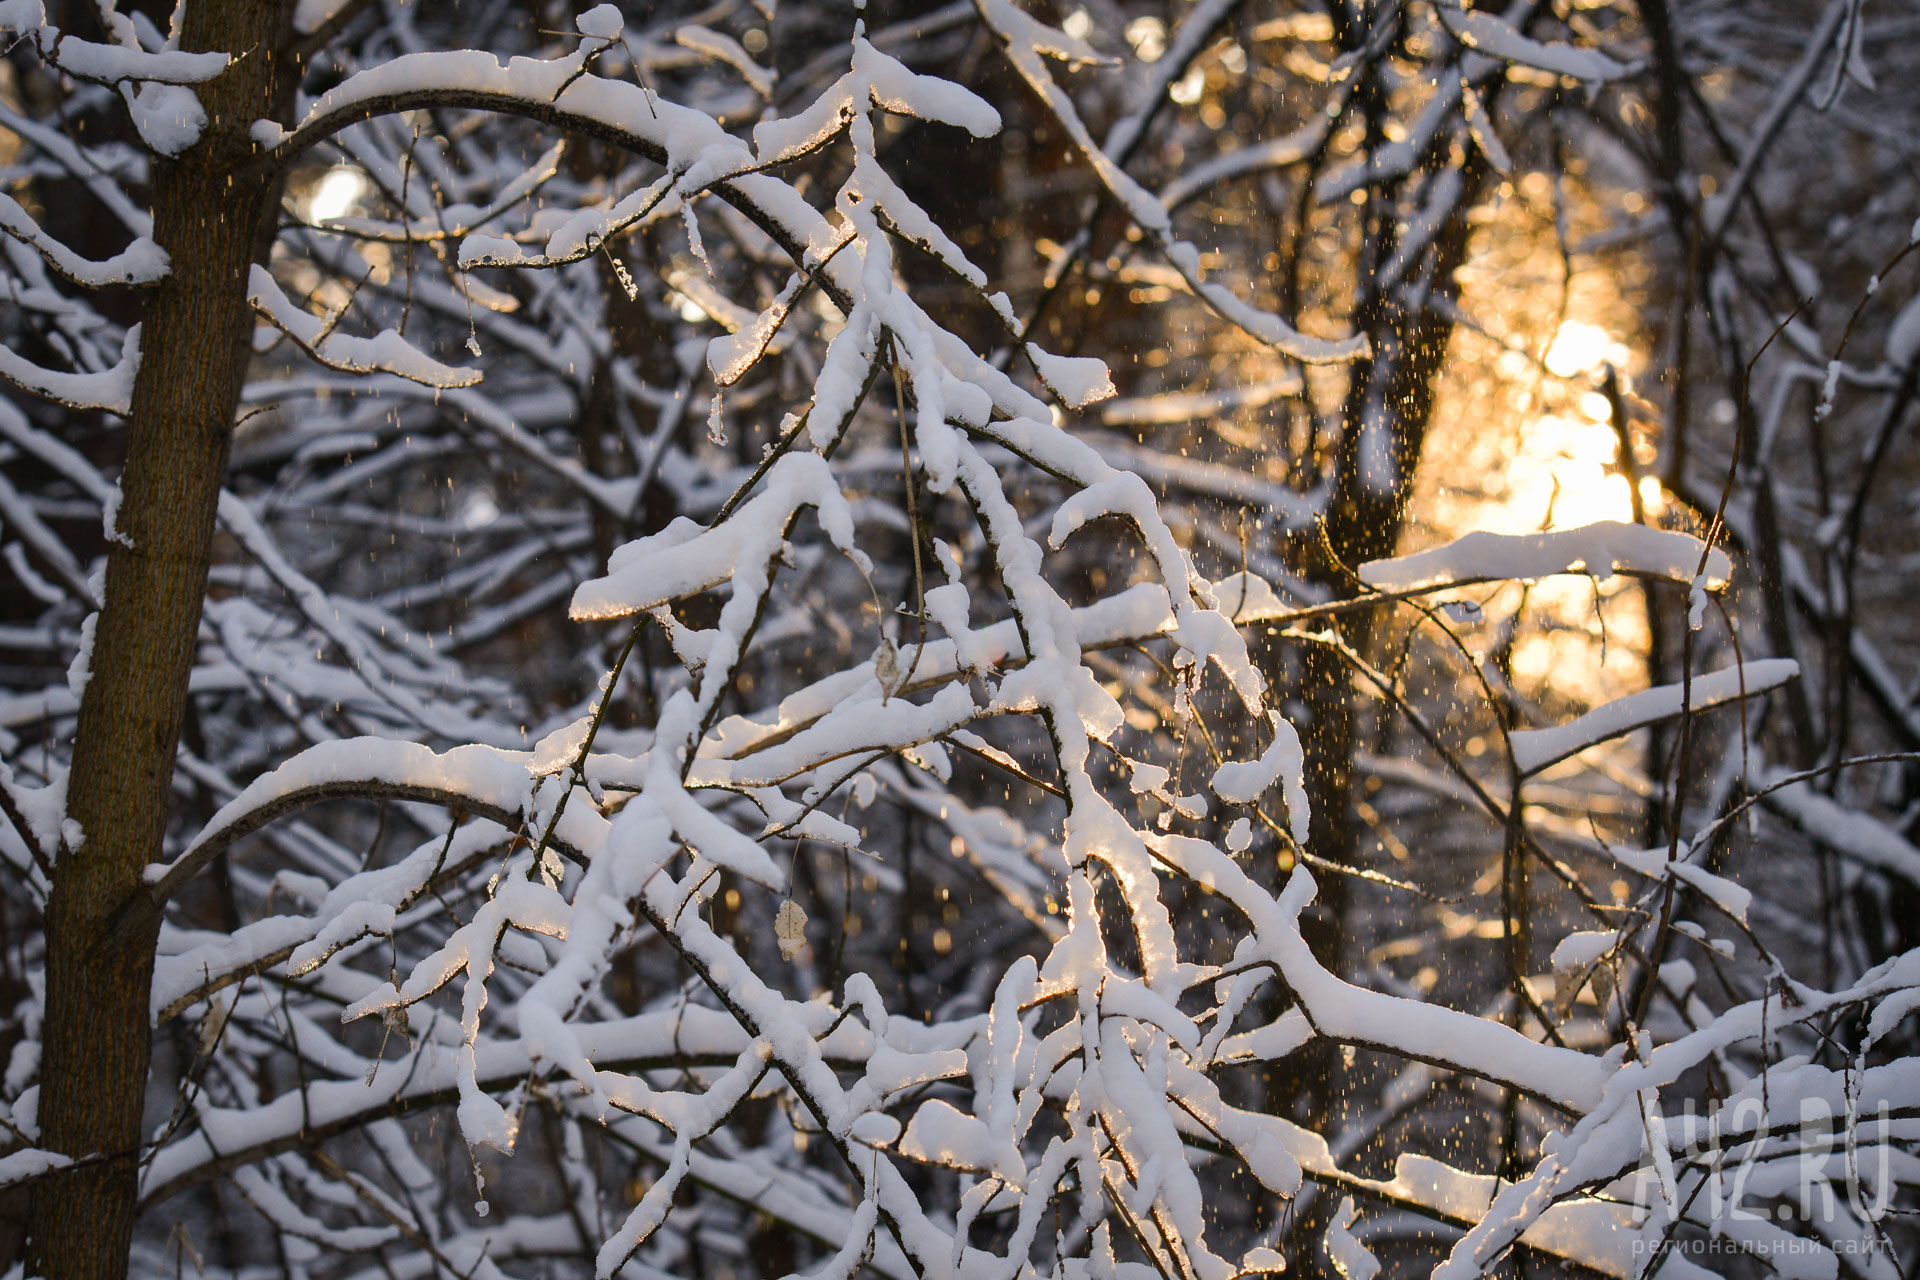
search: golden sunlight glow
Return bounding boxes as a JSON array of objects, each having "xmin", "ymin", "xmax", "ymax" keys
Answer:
[
  {"xmin": 1405, "ymin": 181, "xmax": 1663, "ymax": 714},
  {"xmin": 1511, "ymin": 414, "xmax": 1631, "ymax": 531},
  {"xmin": 1543, "ymin": 319, "xmax": 1627, "ymax": 378}
]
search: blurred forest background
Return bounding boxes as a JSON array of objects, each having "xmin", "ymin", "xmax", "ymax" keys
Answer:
[{"xmin": 1, "ymin": 0, "xmax": 1918, "ymax": 1277}]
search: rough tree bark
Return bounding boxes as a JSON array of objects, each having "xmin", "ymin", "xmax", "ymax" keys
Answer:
[{"xmin": 27, "ymin": 5, "xmax": 292, "ymax": 1277}]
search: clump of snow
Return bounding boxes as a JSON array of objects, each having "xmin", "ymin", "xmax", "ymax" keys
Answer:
[
  {"xmin": 1888, "ymin": 293, "xmax": 1920, "ymax": 368},
  {"xmin": 10, "ymin": 768, "xmax": 68, "ymax": 861},
  {"xmin": 1211, "ymin": 712, "xmax": 1309, "ymax": 843},
  {"xmin": 1026, "ymin": 344, "xmax": 1114, "ymax": 408},
  {"xmin": 1550, "ymin": 930, "xmax": 1616, "ymax": 975},
  {"xmin": 100, "ymin": 484, "xmax": 132, "ymax": 548},
  {"xmin": 125, "ymin": 83, "xmax": 208, "ymax": 155},
  {"xmin": 65, "ymin": 611, "xmax": 97, "ymax": 699},
  {"xmin": 0, "ymin": 193, "xmax": 168, "ymax": 286},
  {"xmin": 1325, "ymin": 1197, "xmax": 1381, "ymax": 1280},
  {"xmin": 0, "ymin": 323, "xmax": 139, "ymax": 413},
  {"xmin": 576, "ymin": 3, "xmax": 624, "ymax": 38}
]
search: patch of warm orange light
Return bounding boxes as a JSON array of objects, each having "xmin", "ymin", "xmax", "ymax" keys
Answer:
[
  {"xmin": 1543, "ymin": 319, "xmax": 1629, "ymax": 378},
  {"xmin": 1496, "ymin": 413, "xmax": 1631, "ymax": 534},
  {"xmin": 1405, "ymin": 183, "xmax": 1663, "ymax": 715}
]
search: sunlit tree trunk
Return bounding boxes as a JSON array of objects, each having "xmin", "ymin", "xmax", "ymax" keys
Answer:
[
  {"xmin": 1260, "ymin": 175, "xmax": 1480, "ymax": 1162},
  {"xmin": 27, "ymin": 5, "xmax": 292, "ymax": 1277}
]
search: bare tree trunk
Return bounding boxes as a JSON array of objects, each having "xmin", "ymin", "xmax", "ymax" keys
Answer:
[
  {"xmin": 28, "ymin": 6, "xmax": 291, "ymax": 1277},
  {"xmin": 1258, "ymin": 181, "xmax": 1479, "ymax": 1174},
  {"xmin": 1294, "ymin": 197, "xmax": 1479, "ymax": 957}
]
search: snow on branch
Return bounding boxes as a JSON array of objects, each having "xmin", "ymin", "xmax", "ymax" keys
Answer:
[
  {"xmin": 1433, "ymin": 961, "xmax": 1920, "ymax": 1279},
  {"xmin": 1432, "ymin": 4, "xmax": 1632, "ymax": 84},
  {"xmin": 751, "ymin": 34, "xmax": 1000, "ymax": 167},
  {"xmin": 0, "ymin": 193, "xmax": 168, "ymax": 286},
  {"xmin": 247, "ymin": 266, "xmax": 481, "ymax": 388},
  {"xmin": 138, "ymin": 1003, "xmax": 883, "ymax": 1204},
  {"xmin": 0, "ymin": 5, "xmax": 230, "ymax": 86},
  {"xmin": 1510, "ymin": 658, "xmax": 1800, "ymax": 777},
  {"xmin": 1359, "ymin": 521, "xmax": 1733, "ymax": 594},
  {"xmin": 569, "ymin": 453, "xmax": 861, "ymax": 620},
  {"xmin": 1763, "ymin": 775, "xmax": 1920, "ymax": 888},
  {"xmin": 0, "ymin": 323, "xmax": 139, "ymax": 413},
  {"xmin": 972, "ymin": 0, "xmax": 1368, "ymax": 364},
  {"xmin": 457, "ymin": 171, "xmax": 678, "ymax": 271},
  {"xmin": 1184, "ymin": 850, "xmax": 1614, "ymax": 1112},
  {"xmin": 263, "ymin": 44, "xmax": 874, "ymax": 333},
  {"xmin": 148, "ymin": 738, "xmax": 540, "ymax": 905},
  {"xmin": 0, "ymin": 1148, "xmax": 72, "ymax": 1191},
  {"xmin": 0, "ymin": 4, "xmax": 235, "ymax": 154},
  {"xmin": 1, "ymin": 6, "xmax": 1907, "ymax": 1279}
]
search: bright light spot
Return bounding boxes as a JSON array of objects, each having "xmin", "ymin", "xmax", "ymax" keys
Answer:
[
  {"xmin": 1170, "ymin": 65, "xmax": 1206, "ymax": 105},
  {"xmin": 1473, "ymin": 414, "xmax": 1637, "ymax": 539},
  {"xmin": 461, "ymin": 490, "xmax": 500, "ymax": 530},
  {"xmin": 1510, "ymin": 633, "xmax": 1558, "ymax": 684},
  {"xmin": 1494, "ymin": 348, "xmax": 1533, "ymax": 380},
  {"xmin": 1511, "ymin": 414, "xmax": 1634, "ymax": 531},
  {"xmin": 1638, "ymin": 474, "xmax": 1664, "ymax": 513},
  {"xmin": 674, "ymin": 293, "xmax": 707, "ymax": 323},
  {"xmin": 1544, "ymin": 320, "xmax": 1621, "ymax": 378},
  {"xmin": 308, "ymin": 167, "xmax": 367, "ymax": 225},
  {"xmin": 1549, "ymin": 461, "xmax": 1632, "ymax": 529},
  {"xmin": 1578, "ymin": 390, "xmax": 1613, "ymax": 422},
  {"xmin": 1126, "ymin": 16, "xmax": 1166, "ymax": 61},
  {"xmin": 1061, "ymin": 7, "xmax": 1092, "ymax": 40}
]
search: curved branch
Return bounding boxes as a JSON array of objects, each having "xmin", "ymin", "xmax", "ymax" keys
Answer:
[{"xmin": 266, "ymin": 62, "xmax": 860, "ymax": 314}]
